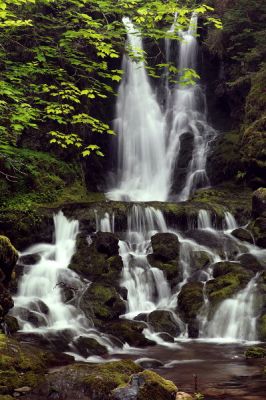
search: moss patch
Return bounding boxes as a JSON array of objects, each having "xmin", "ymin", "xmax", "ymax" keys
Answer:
[{"xmin": 0, "ymin": 333, "xmax": 47, "ymax": 395}]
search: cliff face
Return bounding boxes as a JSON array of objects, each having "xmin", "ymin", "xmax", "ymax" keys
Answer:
[{"xmin": 204, "ymin": 0, "xmax": 266, "ymax": 188}]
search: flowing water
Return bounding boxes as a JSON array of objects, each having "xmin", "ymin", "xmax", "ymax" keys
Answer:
[
  {"xmin": 108, "ymin": 15, "xmax": 216, "ymax": 202},
  {"xmin": 12, "ymin": 211, "xmax": 114, "ymax": 355}
]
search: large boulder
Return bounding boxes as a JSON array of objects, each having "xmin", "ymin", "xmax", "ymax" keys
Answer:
[
  {"xmin": 206, "ymin": 262, "xmax": 253, "ymax": 305},
  {"xmin": 178, "ymin": 282, "xmax": 204, "ymax": 338},
  {"xmin": 190, "ymin": 250, "xmax": 211, "ymax": 270},
  {"xmin": 79, "ymin": 283, "xmax": 126, "ymax": 323},
  {"xmin": 231, "ymin": 228, "xmax": 254, "ymax": 244},
  {"xmin": 150, "ymin": 233, "xmax": 180, "ymax": 262},
  {"xmin": 148, "ymin": 233, "xmax": 180, "ymax": 285},
  {"xmin": 69, "ymin": 232, "xmax": 123, "ymax": 285},
  {"xmin": 73, "ymin": 336, "xmax": 107, "ymax": 358},
  {"xmin": 102, "ymin": 320, "xmax": 155, "ymax": 347},
  {"xmin": 147, "ymin": 310, "xmax": 181, "ymax": 337}
]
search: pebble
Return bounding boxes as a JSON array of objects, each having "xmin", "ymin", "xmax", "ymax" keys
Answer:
[
  {"xmin": 14, "ymin": 386, "xmax": 32, "ymax": 393},
  {"xmin": 176, "ymin": 392, "xmax": 193, "ymax": 400}
]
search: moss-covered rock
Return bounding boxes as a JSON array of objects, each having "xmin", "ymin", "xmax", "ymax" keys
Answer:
[
  {"xmin": 0, "ymin": 236, "xmax": 18, "ymax": 285},
  {"xmin": 190, "ymin": 251, "xmax": 211, "ymax": 270},
  {"xmin": 206, "ymin": 262, "xmax": 253, "ymax": 305},
  {"xmin": 102, "ymin": 320, "xmax": 155, "ymax": 347},
  {"xmin": 147, "ymin": 310, "xmax": 181, "ymax": 337},
  {"xmin": 69, "ymin": 233, "xmax": 123, "ymax": 286},
  {"xmin": 245, "ymin": 346, "xmax": 266, "ymax": 359},
  {"xmin": 112, "ymin": 369, "xmax": 177, "ymax": 400},
  {"xmin": 148, "ymin": 233, "xmax": 180, "ymax": 284},
  {"xmin": 79, "ymin": 283, "xmax": 126, "ymax": 322},
  {"xmin": 0, "ymin": 333, "xmax": 47, "ymax": 395},
  {"xmin": 73, "ymin": 336, "xmax": 107, "ymax": 358},
  {"xmin": 150, "ymin": 233, "xmax": 180, "ymax": 262},
  {"xmin": 178, "ymin": 282, "xmax": 204, "ymax": 338}
]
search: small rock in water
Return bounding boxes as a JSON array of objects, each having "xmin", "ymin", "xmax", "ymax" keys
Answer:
[
  {"xmin": 136, "ymin": 358, "xmax": 164, "ymax": 369},
  {"xmin": 14, "ymin": 386, "xmax": 32, "ymax": 393},
  {"xmin": 175, "ymin": 392, "xmax": 193, "ymax": 400}
]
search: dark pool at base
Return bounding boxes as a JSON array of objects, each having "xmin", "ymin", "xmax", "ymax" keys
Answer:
[{"xmin": 112, "ymin": 342, "xmax": 266, "ymax": 399}]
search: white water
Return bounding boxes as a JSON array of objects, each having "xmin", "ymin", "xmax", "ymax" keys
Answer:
[
  {"xmin": 206, "ymin": 274, "xmax": 260, "ymax": 341},
  {"xmin": 120, "ymin": 205, "xmax": 172, "ymax": 318},
  {"xmin": 12, "ymin": 211, "xmax": 114, "ymax": 354},
  {"xmin": 108, "ymin": 14, "xmax": 216, "ymax": 202},
  {"xmin": 97, "ymin": 208, "xmax": 263, "ymax": 344},
  {"xmin": 107, "ymin": 18, "xmax": 168, "ymax": 202}
]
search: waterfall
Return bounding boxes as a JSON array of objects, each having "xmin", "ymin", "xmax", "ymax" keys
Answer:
[
  {"xmin": 12, "ymin": 211, "xmax": 114, "ymax": 355},
  {"xmin": 206, "ymin": 274, "xmax": 260, "ymax": 341},
  {"xmin": 107, "ymin": 14, "xmax": 216, "ymax": 202},
  {"xmin": 224, "ymin": 211, "xmax": 238, "ymax": 231},
  {"xmin": 120, "ymin": 205, "xmax": 172, "ymax": 318},
  {"xmin": 198, "ymin": 209, "xmax": 212, "ymax": 229},
  {"xmin": 107, "ymin": 17, "xmax": 168, "ymax": 202}
]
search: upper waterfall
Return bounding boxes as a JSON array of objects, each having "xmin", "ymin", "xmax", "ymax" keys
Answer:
[{"xmin": 107, "ymin": 14, "xmax": 216, "ymax": 202}]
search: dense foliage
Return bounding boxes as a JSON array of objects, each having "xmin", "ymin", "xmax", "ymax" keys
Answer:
[{"xmin": 0, "ymin": 0, "xmax": 219, "ymax": 165}]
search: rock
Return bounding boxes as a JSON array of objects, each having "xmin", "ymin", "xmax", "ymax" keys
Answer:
[
  {"xmin": 0, "ymin": 333, "xmax": 47, "ymax": 395},
  {"xmin": 14, "ymin": 386, "xmax": 32, "ymax": 393},
  {"xmin": 69, "ymin": 233, "xmax": 123, "ymax": 285},
  {"xmin": 94, "ymin": 231, "xmax": 119, "ymax": 256},
  {"xmin": 3, "ymin": 315, "xmax": 19, "ymax": 334},
  {"xmin": 147, "ymin": 254, "xmax": 179, "ymax": 284},
  {"xmin": 79, "ymin": 283, "xmax": 126, "ymax": 322},
  {"xmin": 102, "ymin": 320, "xmax": 155, "ymax": 347},
  {"xmin": 150, "ymin": 233, "xmax": 180, "ymax": 262},
  {"xmin": 14, "ymin": 306, "xmax": 48, "ymax": 328},
  {"xmin": 136, "ymin": 358, "xmax": 164, "ymax": 369},
  {"xmin": 0, "ymin": 236, "xmax": 19, "ymax": 285},
  {"xmin": 212, "ymin": 261, "xmax": 247, "ymax": 278},
  {"xmin": 178, "ymin": 282, "xmax": 204, "ymax": 338},
  {"xmin": 73, "ymin": 336, "xmax": 107, "ymax": 358},
  {"xmin": 185, "ymin": 229, "xmax": 243, "ymax": 259},
  {"xmin": 112, "ymin": 369, "xmax": 177, "ymax": 400},
  {"xmin": 19, "ymin": 254, "xmax": 40, "ymax": 265},
  {"xmin": 157, "ymin": 332, "xmax": 175, "ymax": 343},
  {"xmin": 206, "ymin": 263, "xmax": 253, "ymax": 305},
  {"xmin": 0, "ymin": 283, "xmax": 14, "ymax": 319},
  {"xmin": 252, "ymin": 188, "xmax": 266, "ymax": 218},
  {"xmin": 147, "ymin": 310, "xmax": 181, "ymax": 337},
  {"xmin": 231, "ymin": 228, "xmax": 254, "ymax": 243},
  {"xmin": 175, "ymin": 392, "xmax": 193, "ymax": 400},
  {"xmin": 190, "ymin": 251, "xmax": 211, "ymax": 270},
  {"xmin": 245, "ymin": 346, "xmax": 266, "ymax": 358},
  {"xmin": 148, "ymin": 233, "xmax": 180, "ymax": 285},
  {"xmin": 178, "ymin": 282, "xmax": 204, "ymax": 321},
  {"xmin": 251, "ymin": 217, "xmax": 266, "ymax": 248},
  {"xmin": 237, "ymin": 253, "xmax": 264, "ymax": 272}
]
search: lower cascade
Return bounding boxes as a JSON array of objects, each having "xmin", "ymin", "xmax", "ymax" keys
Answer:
[{"xmin": 12, "ymin": 212, "xmax": 115, "ymax": 357}]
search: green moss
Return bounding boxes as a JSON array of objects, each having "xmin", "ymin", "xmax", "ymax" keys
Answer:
[
  {"xmin": 0, "ymin": 334, "xmax": 46, "ymax": 394},
  {"xmin": 82, "ymin": 360, "xmax": 142, "ymax": 396},
  {"xmin": 206, "ymin": 269, "xmax": 252, "ymax": 305},
  {"xmin": 178, "ymin": 282, "xmax": 204, "ymax": 321},
  {"xmin": 245, "ymin": 347, "xmax": 266, "ymax": 359},
  {"xmin": 137, "ymin": 370, "xmax": 177, "ymax": 400}
]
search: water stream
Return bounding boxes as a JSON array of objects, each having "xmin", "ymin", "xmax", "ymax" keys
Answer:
[{"xmin": 108, "ymin": 15, "xmax": 216, "ymax": 202}]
